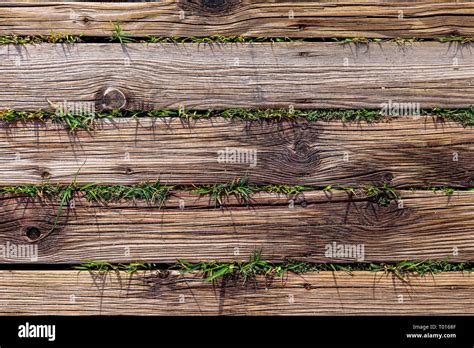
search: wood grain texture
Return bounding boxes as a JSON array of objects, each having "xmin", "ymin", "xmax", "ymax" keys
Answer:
[
  {"xmin": 1, "ymin": 1, "xmax": 474, "ymax": 38},
  {"xmin": 1, "ymin": 42, "xmax": 473, "ymax": 110},
  {"xmin": 0, "ymin": 270, "xmax": 472, "ymax": 315},
  {"xmin": 0, "ymin": 117, "xmax": 472, "ymax": 187},
  {"xmin": 1, "ymin": 190, "xmax": 473, "ymax": 263}
]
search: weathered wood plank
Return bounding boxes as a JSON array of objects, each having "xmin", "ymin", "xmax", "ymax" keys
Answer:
[
  {"xmin": 1, "ymin": 1, "xmax": 474, "ymax": 38},
  {"xmin": 0, "ymin": 117, "xmax": 472, "ymax": 187},
  {"xmin": 0, "ymin": 271, "xmax": 472, "ymax": 315},
  {"xmin": 0, "ymin": 42, "xmax": 473, "ymax": 110},
  {"xmin": 1, "ymin": 190, "xmax": 473, "ymax": 263}
]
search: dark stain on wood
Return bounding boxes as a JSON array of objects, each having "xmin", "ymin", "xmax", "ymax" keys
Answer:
[{"xmin": 179, "ymin": 0, "xmax": 241, "ymax": 15}]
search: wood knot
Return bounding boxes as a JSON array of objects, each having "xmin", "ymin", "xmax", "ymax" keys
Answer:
[
  {"xmin": 287, "ymin": 140, "xmax": 320, "ymax": 176},
  {"xmin": 372, "ymin": 171, "xmax": 395, "ymax": 185},
  {"xmin": 357, "ymin": 202, "xmax": 406, "ymax": 227},
  {"xmin": 25, "ymin": 226, "xmax": 41, "ymax": 241},
  {"xmin": 100, "ymin": 87, "xmax": 127, "ymax": 110},
  {"xmin": 382, "ymin": 172, "xmax": 394, "ymax": 183}
]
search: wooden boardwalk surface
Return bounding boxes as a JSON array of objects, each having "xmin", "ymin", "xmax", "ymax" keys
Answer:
[
  {"xmin": 0, "ymin": 117, "xmax": 472, "ymax": 187},
  {"xmin": 0, "ymin": 190, "xmax": 472, "ymax": 263},
  {"xmin": 0, "ymin": 271, "xmax": 472, "ymax": 315},
  {"xmin": 1, "ymin": 1, "xmax": 474, "ymax": 38},
  {"xmin": 0, "ymin": 0, "xmax": 473, "ymax": 318},
  {"xmin": 1, "ymin": 42, "xmax": 473, "ymax": 110}
]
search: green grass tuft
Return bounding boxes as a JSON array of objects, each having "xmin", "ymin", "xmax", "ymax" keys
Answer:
[
  {"xmin": 258, "ymin": 185, "xmax": 308, "ymax": 195},
  {"xmin": 179, "ymin": 258, "xmax": 474, "ymax": 283},
  {"xmin": 332, "ymin": 37, "xmax": 384, "ymax": 45},
  {"xmin": 144, "ymin": 35, "xmax": 300, "ymax": 44},
  {"xmin": 109, "ymin": 23, "xmax": 135, "ymax": 44},
  {"xmin": 1, "ymin": 31, "xmax": 473, "ymax": 46},
  {"xmin": 1, "ymin": 107, "xmax": 474, "ymax": 130},
  {"xmin": 424, "ymin": 107, "xmax": 474, "ymax": 127},
  {"xmin": 74, "ymin": 261, "xmax": 157, "ymax": 274},
  {"xmin": 75, "ymin": 258, "xmax": 473, "ymax": 283},
  {"xmin": 174, "ymin": 250, "xmax": 283, "ymax": 282},
  {"xmin": 192, "ymin": 178, "xmax": 254, "ymax": 206},
  {"xmin": 0, "ymin": 108, "xmax": 103, "ymax": 131},
  {"xmin": 0, "ymin": 32, "xmax": 83, "ymax": 45},
  {"xmin": 73, "ymin": 261, "xmax": 116, "ymax": 273},
  {"xmin": 364, "ymin": 183, "xmax": 399, "ymax": 207},
  {"xmin": 438, "ymin": 36, "xmax": 474, "ymax": 44},
  {"xmin": 82, "ymin": 180, "xmax": 172, "ymax": 206},
  {"xmin": 388, "ymin": 37, "xmax": 423, "ymax": 45}
]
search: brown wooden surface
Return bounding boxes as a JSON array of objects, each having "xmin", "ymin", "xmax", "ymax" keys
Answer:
[
  {"xmin": 0, "ymin": 117, "xmax": 472, "ymax": 187},
  {"xmin": 0, "ymin": 1, "xmax": 473, "ymax": 38},
  {"xmin": 0, "ymin": 270, "xmax": 472, "ymax": 315},
  {"xmin": 1, "ymin": 190, "xmax": 473, "ymax": 263},
  {"xmin": 1, "ymin": 42, "xmax": 473, "ymax": 110}
]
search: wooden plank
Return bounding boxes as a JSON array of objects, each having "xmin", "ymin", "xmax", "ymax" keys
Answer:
[
  {"xmin": 1, "ymin": 190, "xmax": 473, "ymax": 263},
  {"xmin": 1, "ymin": 1, "xmax": 474, "ymax": 38},
  {"xmin": 0, "ymin": 117, "xmax": 472, "ymax": 187},
  {"xmin": 0, "ymin": 42, "xmax": 473, "ymax": 110},
  {"xmin": 0, "ymin": 270, "xmax": 472, "ymax": 315}
]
